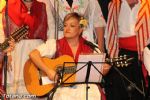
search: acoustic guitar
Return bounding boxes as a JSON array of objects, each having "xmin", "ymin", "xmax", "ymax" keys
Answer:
[{"xmin": 24, "ymin": 55, "xmax": 132, "ymax": 96}]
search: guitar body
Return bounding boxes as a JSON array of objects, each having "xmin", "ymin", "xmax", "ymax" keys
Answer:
[{"xmin": 24, "ymin": 55, "xmax": 75, "ymax": 96}]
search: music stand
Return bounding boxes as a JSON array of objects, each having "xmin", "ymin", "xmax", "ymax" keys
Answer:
[{"xmin": 48, "ymin": 54, "xmax": 106, "ymax": 100}]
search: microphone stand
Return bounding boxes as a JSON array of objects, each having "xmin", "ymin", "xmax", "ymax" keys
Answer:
[
  {"xmin": 112, "ymin": 65, "xmax": 145, "ymax": 97},
  {"xmin": 87, "ymin": 43, "xmax": 145, "ymax": 98}
]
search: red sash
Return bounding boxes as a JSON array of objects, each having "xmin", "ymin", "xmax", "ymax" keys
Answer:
[{"xmin": 119, "ymin": 36, "xmax": 137, "ymax": 51}]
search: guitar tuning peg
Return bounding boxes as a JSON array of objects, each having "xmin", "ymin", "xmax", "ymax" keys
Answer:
[
  {"xmin": 120, "ymin": 61, "xmax": 123, "ymax": 64},
  {"xmin": 105, "ymin": 58, "xmax": 109, "ymax": 62},
  {"xmin": 126, "ymin": 57, "xmax": 134, "ymax": 62},
  {"xmin": 123, "ymin": 55, "xmax": 126, "ymax": 59},
  {"xmin": 120, "ymin": 55, "xmax": 123, "ymax": 58},
  {"xmin": 117, "ymin": 64, "xmax": 120, "ymax": 67},
  {"xmin": 120, "ymin": 57, "xmax": 123, "ymax": 60},
  {"xmin": 125, "ymin": 63, "xmax": 128, "ymax": 67},
  {"xmin": 121, "ymin": 63, "xmax": 124, "ymax": 67},
  {"xmin": 116, "ymin": 62, "xmax": 119, "ymax": 65}
]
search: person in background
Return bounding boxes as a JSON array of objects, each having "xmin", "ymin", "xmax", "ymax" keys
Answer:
[
  {"xmin": 0, "ymin": 0, "xmax": 15, "ymax": 88},
  {"xmin": 2, "ymin": 0, "xmax": 48, "ymax": 96},
  {"xmin": 105, "ymin": 0, "xmax": 150, "ymax": 100},
  {"xmin": 38, "ymin": 0, "xmax": 106, "ymax": 52},
  {"xmin": 29, "ymin": 12, "xmax": 110, "ymax": 100},
  {"xmin": 0, "ymin": 1, "xmax": 15, "ymax": 99},
  {"xmin": 144, "ymin": 39, "xmax": 150, "ymax": 99}
]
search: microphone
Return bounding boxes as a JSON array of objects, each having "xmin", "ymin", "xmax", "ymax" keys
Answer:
[{"xmin": 84, "ymin": 40, "xmax": 99, "ymax": 53}]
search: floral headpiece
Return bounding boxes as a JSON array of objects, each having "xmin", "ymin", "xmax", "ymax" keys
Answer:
[{"xmin": 79, "ymin": 17, "xmax": 88, "ymax": 28}]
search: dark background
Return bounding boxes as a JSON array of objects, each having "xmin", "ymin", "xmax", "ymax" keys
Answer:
[{"xmin": 98, "ymin": 0, "xmax": 111, "ymax": 21}]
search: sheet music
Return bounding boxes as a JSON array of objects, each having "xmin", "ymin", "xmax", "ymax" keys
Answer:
[
  {"xmin": 75, "ymin": 54, "xmax": 105, "ymax": 83},
  {"xmin": 41, "ymin": 76, "xmax": 54, "ymax": 85}
]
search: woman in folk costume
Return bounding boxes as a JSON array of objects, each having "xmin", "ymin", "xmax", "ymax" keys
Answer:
[
  {"xmin": 29, "ymin": 12, "xmax": 110, "ymax": 100},
  {"xmin": 2, "ymin": 0, "xmax": 48, "ymax": 96},
  {"xmin": 105, "ymin": 0, "xmax": 150, "ymax": 100},
  {"xmin": 0, "ymin": 0, "xmax": 15, "ymax": 99},
  {"xmin": 38, "ymin": 0, "xmax": 106, "ymax": 52},
  {"xmin": 0, "ymin": 0, "xmax": 15, "ymax": 84}
]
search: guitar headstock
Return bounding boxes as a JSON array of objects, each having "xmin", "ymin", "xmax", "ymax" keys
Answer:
[
  {"xmin": 11, "ymin": 25, "xmax": 29, "ymax": 42},
  {"xmin": 106, "ymin": 55, "xmax": 134, "ymax": 67}
]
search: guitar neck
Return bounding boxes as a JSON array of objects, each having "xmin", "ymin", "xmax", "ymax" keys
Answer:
[
  {"xmin": 0, "ymin": 25, "xmax": 29, "ymax": 52},
  {"xmin": 0, "ymin": 38, "xmax": 10, "ymax": 51}
]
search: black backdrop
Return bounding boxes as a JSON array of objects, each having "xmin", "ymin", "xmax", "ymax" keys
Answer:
[{"xmin": 98, "ymin": 0, "xmax": 111, "ymax": 21}]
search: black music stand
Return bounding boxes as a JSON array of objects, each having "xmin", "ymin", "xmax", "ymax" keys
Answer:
[{"xmin": 48, "ymin": 54, "xmax": 105, "ymax": 100}]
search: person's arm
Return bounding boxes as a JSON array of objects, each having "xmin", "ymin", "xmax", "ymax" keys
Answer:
[
  {"xmin": 93, "ymin": 43, "xmax": 111, "ymax": 76},
  {"xmin": 29, "ymin": 39, "xmax": 56, "ymax": 80},
  {"xmin": 0, "ymin": 39, "xmax": 15, "ymax": 70},
  {"xmin": 3, "ymin": 39, "xmax": 15, "ymax": 53},
  {"xmin": 93, "ymin": 0, "xmax": 106, "ymax": 53},
  {"xmin": 102, "ymin": 63, "xmax": 111, "ymax": 75},
  {"xmin": 29, "ymin": 50, "xmax": 56, "ymax": 81},
  {"xmin": 95, "ymin": 27, "xmax": 105, "ymax": 52}
]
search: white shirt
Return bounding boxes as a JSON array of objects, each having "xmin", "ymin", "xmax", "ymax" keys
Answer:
[
  {"xmin": 118, "ymin": 0, "xmax": 140, "ymax": 37},
  {"xmin": 144, "ymin": 47, "xmax": 150, "ymax": 76},
  {"xmin": 36, "ymin": 39, "xmax": 56, "ymax": 58}
]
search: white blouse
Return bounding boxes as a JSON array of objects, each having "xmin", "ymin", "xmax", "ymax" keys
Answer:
[
  {"xmin": 36, "ymin": 39, "xmax": 56, "ymax": 58},
  {"xmin": 118, "ymin": 0, "xmax": 140, "ymax": 37}
]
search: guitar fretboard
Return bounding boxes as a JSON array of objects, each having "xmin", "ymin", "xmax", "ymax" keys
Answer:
[
  {"xmin": 0, "ymin": 25, "xmax": 28, "ymax": 51},
  {"xmin": 0, "ymin": 38, "xmax": 10, "ymax": 51}
]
